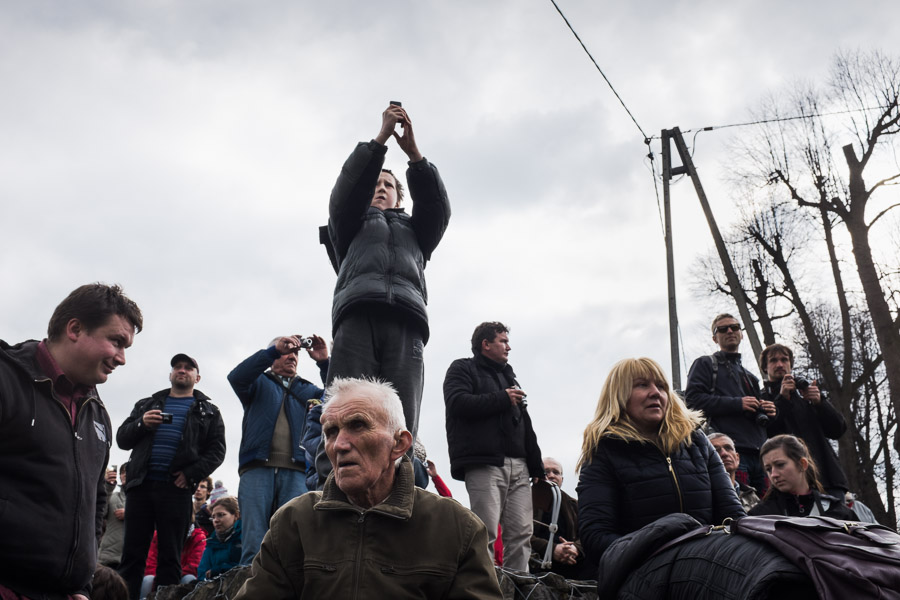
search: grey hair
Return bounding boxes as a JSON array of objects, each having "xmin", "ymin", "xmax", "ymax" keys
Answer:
[
  {"xmin": 323, "ymin": 377, "xmax": 407, "ymax": 435},
  {"xmin": 707, "ymin": 432, "xmax": 734, "ymax": 444}
]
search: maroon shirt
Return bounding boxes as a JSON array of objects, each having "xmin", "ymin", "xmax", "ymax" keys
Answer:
[{"xmin": 34, "ymin": 340, "xmax": 93, "ymax": 427}]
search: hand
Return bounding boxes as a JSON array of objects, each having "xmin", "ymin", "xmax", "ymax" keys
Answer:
[
  {"xmin": 552, "ymin": 538, "xmax": 579, "ymax": 565},
  {"xmin": 306, "ymin": 334, "xmax": 329, "ymax": 362},
  {"xmin": 392, "ymin": 109, "xmax": 423, "ymax": 162},
  {"xmin": 740, "ymin": 396, "xmax": 761, "ymax": 413},
  {"xmin": 74, "ymin": 595, "xmax": 89, "ymax": 600},
  {"xmin": 779, "ymin": 375, "xmax": 796, "ymax": 399},
  {"xmin": 802, "ymin": 380, "xmax": 821, "ymax": 404},
  {"xmin": 142, "ymin": 409, "xmax": 164, "ymax": 428},
  {"xmin": 760, "ymin": 400, "xmax": 777, "ymax": 417},
  {"xmin": 273, "ymin": 336, "xmax": 302, "ymax": 355},
  {"xmin": 173, "ymin": 471, "xmax": 189, "ymax": 490},
  {"xmin": 115, "ymin": 507, "xmax": 125, "ymax": 521},
  {"xmin": 374, "ymin": 104, "xmax": 406, "ymax": 145},
  {"xmin": 506, "ymin": 387, "xmax": 527, "ymax": 406},
  {"xmin": 105, "ymin": 469, "xmax": 117, "ymax": 485},
  {"xmin": 425, "ymin": 459, "xmax": 438, "ymax": 479}
]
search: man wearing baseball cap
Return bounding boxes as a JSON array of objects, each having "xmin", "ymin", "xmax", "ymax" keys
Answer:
[{"xmin": 116, "ymin": 353, "xmax": 226, "ymax": 600}]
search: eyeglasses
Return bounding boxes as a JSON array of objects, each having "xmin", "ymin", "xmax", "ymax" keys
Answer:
[{"xmin": 715, "ymin": 324, "xmax": 741, "ymax": 334}]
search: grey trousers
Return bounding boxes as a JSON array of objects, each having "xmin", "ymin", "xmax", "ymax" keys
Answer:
[
  {"xmin": 315, "ymin": 310, "xmax": 425, "ymax": 488},
  {"xmin": 465, "ymin": 457, "xmax": 533, "ymax": 572}
]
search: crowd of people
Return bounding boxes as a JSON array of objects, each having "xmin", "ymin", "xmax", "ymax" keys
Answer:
[{"xmin": 0, "ymin": 106, "xmax": 884, "ymax": 600}]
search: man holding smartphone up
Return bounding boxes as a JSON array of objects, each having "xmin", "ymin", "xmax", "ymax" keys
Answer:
[
  {"xmin": 316, "ymin": 103, "xmax": 451, "ymax": 484},
  {"xmin": 117, "ymin": 354, "xmax": 226, "ymax": 599}
]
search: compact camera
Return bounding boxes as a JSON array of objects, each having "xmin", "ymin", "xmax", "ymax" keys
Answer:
[{"xmin": 160, "ymin": 413, "xmax": 174, "ymax": 424}]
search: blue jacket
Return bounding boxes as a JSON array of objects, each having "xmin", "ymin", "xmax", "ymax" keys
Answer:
[
  {"xmin": 228, "ymin": 347, "xmax": 327, "ymax": 471},
  {"xmin": 198, "ymin": 519, "xmax": 243, "ymax": 580}
]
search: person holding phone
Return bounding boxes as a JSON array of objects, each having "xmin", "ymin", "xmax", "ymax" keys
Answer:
[
  {"xmin": 116, "ymin": 353, "xmax": 226, "ymax": 600},
  {"xmin": 316, "ymin": 104, "xmax": 451, "ymax": 485}
]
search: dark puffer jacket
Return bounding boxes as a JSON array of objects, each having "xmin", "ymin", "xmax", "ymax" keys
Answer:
[
  {"xmin": 577, "ymin": 429, "xmax": 745, "ymax": 564},
  {"xmin": 443, "ymin": 354, "xmax": 543, "ymax": 482},
  {"xmin": 116, "ymin": 389, "xmax": 226, "ymax": 492},
  {"xmin": 324, "ymin": 140, "xmax": 450, "ymax": 343},
  {"xmin": 0, "ymin": 340, "xmax": 112, "ymax": 599}
]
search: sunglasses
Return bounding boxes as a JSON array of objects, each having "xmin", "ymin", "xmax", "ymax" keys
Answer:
[{"xmin": 715, "ymin": 324, "xmax": 741, "ymax": 334}]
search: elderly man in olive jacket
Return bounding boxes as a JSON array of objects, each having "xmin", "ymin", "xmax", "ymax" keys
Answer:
[{"xmin": 235, "ymin": 378, "xmax": 501, "ymax": 600}]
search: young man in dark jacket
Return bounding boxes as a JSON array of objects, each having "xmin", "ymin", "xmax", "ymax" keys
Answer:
[
  {"xmin": 759, "ymin": 343, "xmax": 849, "ymax": 497},
  {"xmin": 684, "ymin": 313, "xmax": 776, "ymax": 492},
  {"xmin": 117, "ymin": 354, "xmax": 225, "ymax": 600},
  {"xmin": 444, "ymin": 321, "xmax": 543, "ymax": 572},
  {"xmin": 0, "ymin": 283, "xmax": 142, "ymax": 600},
  {"xmin": 316, "ymin": 104, "xmax": 450, "ymax": 485}
]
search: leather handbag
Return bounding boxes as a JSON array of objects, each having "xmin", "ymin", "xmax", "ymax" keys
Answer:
[{"xmin": 733, "ymin": 514, "xmax": 900, "ymax": 600}]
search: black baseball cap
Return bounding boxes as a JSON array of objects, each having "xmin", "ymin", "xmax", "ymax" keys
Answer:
[{"xmin": 170, "ymin": 353, "xmax": 199, "ymax": 372}]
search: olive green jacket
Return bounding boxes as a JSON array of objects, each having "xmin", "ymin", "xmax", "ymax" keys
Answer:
[{"xmin": 235, "ymin": 457, "xmax": 502, "ymax": 600}]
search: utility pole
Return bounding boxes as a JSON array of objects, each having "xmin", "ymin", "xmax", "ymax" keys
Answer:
[{"xmin": 661, "ymin": 127, "xmax": 764, "ymax": 382}]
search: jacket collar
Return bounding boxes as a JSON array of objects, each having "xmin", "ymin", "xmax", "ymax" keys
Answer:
[
  {"xmin": 316, "ymin": 456, "xmax": 416, "ymax": 520},
  {"xmin": 474, "ymin": 352, "xmax": 516, "ymax": 378}
]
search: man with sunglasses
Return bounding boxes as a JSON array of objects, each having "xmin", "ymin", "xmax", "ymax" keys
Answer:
[
  {"xmin": 685, "ymin": 313, "xmax": 775, "ymax": 492},
  {"xmin": 227, "ymin": 335, "xmax": 329, "ymax": 566}
]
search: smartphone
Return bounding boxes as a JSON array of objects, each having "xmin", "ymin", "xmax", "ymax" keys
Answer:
[
  {"xmin": 390, "ymin": 100, "xmax": 402, "ymax": 107},
  {"xmin": 160, "ymin": 413, "xmax": 173, "ymax": 424}
]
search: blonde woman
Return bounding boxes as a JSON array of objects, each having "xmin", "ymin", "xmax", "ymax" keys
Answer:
[{"xmin": 576, "ymin": 358, "xmax": 744, "ymax": 564}]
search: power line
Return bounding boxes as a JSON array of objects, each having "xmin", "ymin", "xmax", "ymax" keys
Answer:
[
  {"xmin": 648, "ymin": 104, "xmax": 892, "ymax": 140},
  {"xmin": 548, "ymin": 0, "xmax": 650, "ymax": 143}
]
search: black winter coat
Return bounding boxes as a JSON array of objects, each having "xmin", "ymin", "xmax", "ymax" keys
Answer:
[
  {"xmin": 762, "ymin": 381, "xmax": 849, "ymax": 493},
  {"xmin": 443, "ymin": 354, "xmax": 543, "ymax": 482},
  {"xmin": 684, "ymin": 351, "xmax": 766, "ymax": 451},
  {"xmin": 0, "ymin": 340, "xmax": 111, "ymax": 599},
  {"xmin": 116, "ymin": 389, "xmax": 226, "ymax": 492},
  {"xmin": 324, "ymin": 140, "xmax": 450, "ymax": 343},
  {"xmin": 576, "ymin": 429, "xmax": 745, "ymax": 564},
  {"xmin": 749, "ymin": 489, "xmax": 859, "ymax": 520}
]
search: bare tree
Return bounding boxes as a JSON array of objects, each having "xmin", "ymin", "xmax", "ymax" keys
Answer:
[{"xmin": 692, "ymin": 49, "xmax": 900, "ymax": 525}]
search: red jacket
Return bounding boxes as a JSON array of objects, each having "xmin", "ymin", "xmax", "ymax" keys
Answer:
[{"xmin": 144, "ymin": 526, "xmax": 207, "ymax": 577}]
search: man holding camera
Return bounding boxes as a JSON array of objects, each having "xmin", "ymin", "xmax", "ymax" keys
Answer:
[
  {"xmin": 685, "ymin": 313, "xmax": 775, "ymax": 493},
  {"xmin": 227, "ymin": 335, "xmax": 328, "ymax": 565},
  {"xmin": 117, "ymin": 353, "xmax": 225, "ymax": 600},
  {"xmin": 444, "ymin": 322, "xmax": 543, "ymax": 572},
  {"xmin": 759, "ymin": 343, "xmax": 849, "ymax": 498}
]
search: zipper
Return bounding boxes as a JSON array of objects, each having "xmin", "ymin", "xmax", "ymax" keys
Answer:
[
  {"xmin": 353, "ymin": 511, "xmax": 366, "ymax": 600},
  {"xmin": 37, "ymin": 376, "xmax": 100, "ymax": 581},
  {"xmin": 385, "ymin": 215, "xmax": 395, "ymax": 303},
  {"xmin": 665, "ymin": 456, "xmax": 684, "ymax": 513}
]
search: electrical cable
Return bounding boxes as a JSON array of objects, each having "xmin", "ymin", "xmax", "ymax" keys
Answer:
[
  {"xmin": 548, "ymin": 0, "xmax": 650, "ymax": 144},
  {"xmin": 647, "ymin": 105, "xmax": 892, "ymax": 140}
]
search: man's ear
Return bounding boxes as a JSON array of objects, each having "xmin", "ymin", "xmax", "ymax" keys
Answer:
[
  {"xmin": 195, "ymin": 374, "xmax": 202, "ymax": 383},
  {"xmin": 392, "ymin": 430, "xmax": 413, "ymax": 461},
  {"xmin": 66, "ymin": 318, "xmax": 83, "ymax": 342}
]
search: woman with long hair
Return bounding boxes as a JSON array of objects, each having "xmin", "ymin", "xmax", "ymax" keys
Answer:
[
  {"xmin": 197, "ymin": 496, "xmax": 243, "ymax": 580},
  {"xmin": 576, "ymin": 358, "xmax": 744, "ymax": 563},
  {"xmin": 749, "ymin": 434, "xmax": 858, "ymax": 519}
]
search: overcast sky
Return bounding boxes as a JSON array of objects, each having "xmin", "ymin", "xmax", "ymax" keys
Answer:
[{"xmin": 1, "ymin": 0, "xmax": 895, "ymax": 501}]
